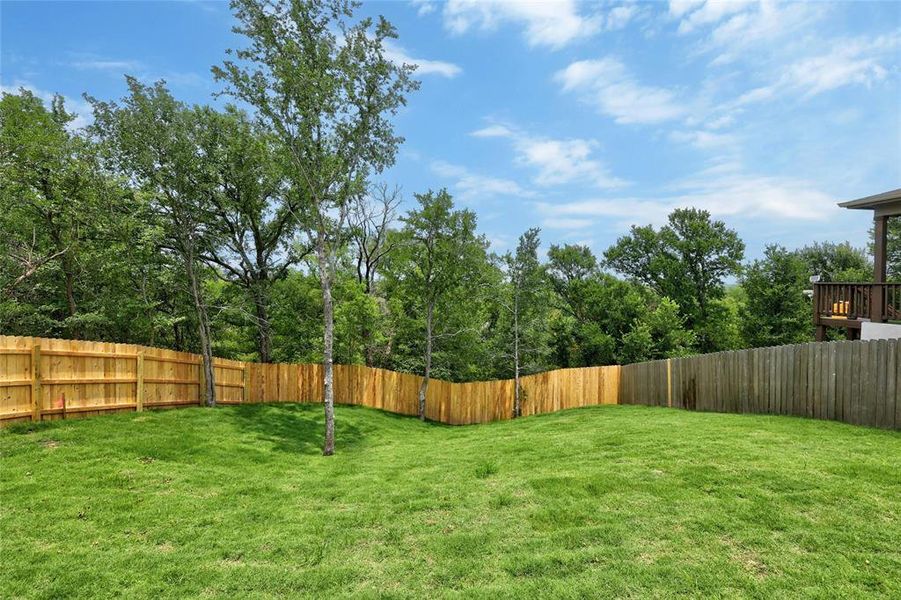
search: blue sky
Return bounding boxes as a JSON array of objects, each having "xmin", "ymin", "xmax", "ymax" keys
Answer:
[{"xmin": 2, "ymin": 0, "xmax": 899, "ymax": 261}]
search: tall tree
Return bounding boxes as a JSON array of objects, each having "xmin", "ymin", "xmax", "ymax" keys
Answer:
[
  {"xmin": 501, "ymin": 228, "xmax": 548, "ymax": 417},
  {"xmin": 394, "ymin": 189, "xmax": 488, "ymax": 419},
  {"xmin": 349, "ymin": 183, "xmax": 401, "ymax": 366},
  {"xmin": 0, "ymin": 90, "xmax": 97, "ymax": 336},
  {"xmin": 546, "ymin": 243, "xmax": 694, "ymax": 366},
  {"xmin": 214, "ymin": 0, "xmax": 418, "ymax": 455},
  {"xmin": 89, "ymin": 79, "xmax": 220, "ymax": 406},
  {"xmin": 796, "ymin": 241, "xmax": 871, "ymax": 282},
  {"xmin": 195, "ymin": 106, "xmax": 306, "ymax": 363},
  {"xmin": 604, "ymin": 208, "xmax": 744, "ymax": 352},
  {"xmin": 740, "ymin": 245, "xmax": 811, "ymax": 347}
]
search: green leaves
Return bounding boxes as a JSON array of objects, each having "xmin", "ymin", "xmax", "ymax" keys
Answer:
[
  {"xmin": 604, "ymin": 208, "xmax": 745, "ymax": 352},
  {"xmin": 740, "ymin": 244, "xmax": 811, "ymax": 348}
]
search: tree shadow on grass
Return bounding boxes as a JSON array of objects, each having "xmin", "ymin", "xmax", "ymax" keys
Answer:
[
  {"xmin": 225, "ymin": 403, "xmax": 370, "ymax": 456},
  {"xmin": 3, "ymin": 420, "xmax": 61, "ymax": 435}
]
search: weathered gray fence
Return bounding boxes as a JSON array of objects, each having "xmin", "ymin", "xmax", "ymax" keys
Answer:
[{"xmin": 619, "ymin": 339, "xmax": 900, "ymax": 429}]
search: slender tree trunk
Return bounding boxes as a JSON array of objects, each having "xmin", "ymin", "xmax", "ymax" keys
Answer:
[
  {"xmin": 252, "ymin": 284, "xmax": 272, "ymax": 363},
  {"xmin": 185, "ymin": 251, "xmax": 216, "ymax": 407},
  {"xmin": 318, "ymin": 240, "xmax": 336, "ymax": 456},
  {"xmin": 418, "ymin": 300, "xmax": 433, "ymax": 421},
  {"xmin": 58, "ymin": 251, "xmax": 78, "ymax": 338},
  {"xmin": 513, "ymin": 291, "xmax": 521, "ymax": 418}
]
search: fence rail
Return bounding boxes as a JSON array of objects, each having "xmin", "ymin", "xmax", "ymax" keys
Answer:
[{"xmin": 0, "ymin": 335, "xmax": 897, "ymax": 429}]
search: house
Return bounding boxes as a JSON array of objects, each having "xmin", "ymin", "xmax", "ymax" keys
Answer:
[{"xmin": 814, "ymin": 188, "xmax": 901, "ymax": 341}]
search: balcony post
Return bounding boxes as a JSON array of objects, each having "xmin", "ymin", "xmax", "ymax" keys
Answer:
[
  {"xmin": 872, "ymin": 216, "xmax": 888, "ymax": 322},
  {"xmin": 874, "ymin": 215, "xmax": 888, "ymax": 283}
]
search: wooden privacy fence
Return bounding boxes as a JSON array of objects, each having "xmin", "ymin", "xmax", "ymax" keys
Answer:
[
  {"xmin": 1, "ymin": 335, "xmax": 897, "ymax": 429},
  {"xmin": 0, "ymin": 335, "xmax": 619, "ymax": 426},
  {"xmin": 619, "ymin": 339, "xmax": 900, "ymax": 429}
]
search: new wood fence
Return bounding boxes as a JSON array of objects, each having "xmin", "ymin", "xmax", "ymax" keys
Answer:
[
  {"xmin": 1, "ymin": 335, "xmax": 897, "ymax": 429},
  {"xmin": 619, "ymin": 339, "xmax": 900, "ymax": 429},
  {"xmin": 0, "ymin": 335, "xmax": 618, "ymax": 426}
]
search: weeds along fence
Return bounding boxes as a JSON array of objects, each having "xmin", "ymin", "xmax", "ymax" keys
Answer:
[
  {"xmin": 619, "ymin": 339, "xmax": 899, "ymax": 429},
  {"xmin": 0, "ymin": 335, "xmax": 619, "ymax": 426},
  {"xmin": 0, "ymin": 335, "xmax": 897, "ymax": 429}
]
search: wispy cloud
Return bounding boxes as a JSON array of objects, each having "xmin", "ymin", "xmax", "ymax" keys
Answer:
[
  {"xmin": 383, "ymin": 42, "xmax": 462, "ymax": 78},
  {"xmin": 410, "ymin": 0, "xmax": 438, "ymax": 17},
  {"xmin": 71, "ymin": 59, "xmax": 144, "ymax": 72},
  {"xmin": 431, "ymin": 160, "xmax": 535, "ymax": 201},
  {"xmin": 675, "ymin": 0, "xmax": 756, "ymax": 34},
  {"xmin": 65, "ymin": 53, "xmax": 207, "ymax": 88},
  {"xmin": 471, "ymin": 121, "xmax": 627, "ymax": 189},
  {"xmin": 736, "ymin": 33, "xmax": 899, "ymax": 104},
  {"xmin": 670, "ymin": 0, "xmax": 824, "ymax": 66},
  {"xmin": 555, "ymin": 57, "xmax": 686, "ymax": 124},
  {"xmin": 442, "ymin": 0, "xmax": 602, "ymax": 49},
  {"xmin": 534, "ymin": 167, "xmax": 841, "ymax": 233}
]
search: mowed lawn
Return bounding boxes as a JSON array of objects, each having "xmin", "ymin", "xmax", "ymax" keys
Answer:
[{"xmin": 2, "ymin": 404, "xmax": 900, "ymax": 599}]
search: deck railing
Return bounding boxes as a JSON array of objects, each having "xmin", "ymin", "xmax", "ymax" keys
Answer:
[{"xmin": 813, "ymin": 282, "xmax": 901, "ymax": 323}]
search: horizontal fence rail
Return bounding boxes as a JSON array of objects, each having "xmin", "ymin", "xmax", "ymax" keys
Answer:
[{"xmin": 0, "ymin": 335, "xmax": 897, "ymax": 429}]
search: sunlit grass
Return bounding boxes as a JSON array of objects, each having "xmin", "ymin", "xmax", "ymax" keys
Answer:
[{"xmin": 2, "ymin": 404, "xmax": 899, "ymax": 598}]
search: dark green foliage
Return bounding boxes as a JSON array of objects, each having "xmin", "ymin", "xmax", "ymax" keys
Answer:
[
  {"xmin": 380, "ymin": 189, "xmax": 494, "ymax": 383},
  {"xmin": 740, "ymin": 245, "xmax": 812, "ymax": 347},
  {"xmin": 546, "ymin": 244, "xmax": 695, "ymax": 366},
  {"xmin": 796, "ymin": 241, "xmax": 871, "ymax": 282},
  {"xmin": 604, "ymin": 208, "xmax": 745, "ymax": 352}
]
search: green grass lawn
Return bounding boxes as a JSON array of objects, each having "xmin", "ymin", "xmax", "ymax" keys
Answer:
[{"xmin": 2, "ymin": 404, "xmax": 900, "ymax": 599}]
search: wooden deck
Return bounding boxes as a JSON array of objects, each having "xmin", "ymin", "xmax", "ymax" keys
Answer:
[{"xmin": 814, "ymin": 282, "xmax": 901, "ymax": 338}]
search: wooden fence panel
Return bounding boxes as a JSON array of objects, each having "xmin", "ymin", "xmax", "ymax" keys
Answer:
[
  {"xmin": 1, "ymin": 336, "xmax": 898, "ymax": 429},
  {"xmin": 619, "ymin": 339, "xmax": 899, "ymax": 429}
]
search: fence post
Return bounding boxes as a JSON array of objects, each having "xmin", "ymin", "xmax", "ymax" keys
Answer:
[
  {"xmin": 242, "ymin": 364, "xmax": 250, "ymax": 404},
  {"xmin": 136, "ymin": 352, "xmax": 145, "ymax": 412},
  {"xmin": 31, "ymin": 344, "xmax": 42, "ymax": 422},
  {"xmin": 666, "ymin": 358, "xmax": 673, "ymax": 408}
]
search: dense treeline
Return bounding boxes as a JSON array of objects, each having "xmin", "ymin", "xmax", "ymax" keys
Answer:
[
  {"xmin": 0, "ymin": 1, "xmax": 896, "ymax": 447},
  {"xmin": 2, "ymin": 84, "xmax": 891, "ymax": 368}
]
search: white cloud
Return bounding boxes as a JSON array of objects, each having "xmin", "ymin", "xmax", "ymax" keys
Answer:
[
  {"xmin": 66, "ymin": 54, "xmax": 208, "ymax": 88},
  {"xmin": 555, "ymin": 57, "xmax": 686, "ymax": 124},
  {"xmin": 383, "ymin": 42, "xmax": 462, "ymax": 78},
  {"xmin": 471, "ymin": 122, "xmax": 627, "ymax": 189},
  {"xmin": 540, "ymin": 216, "xmax": 595, "ymax": 230},
  {"xmin": 535, "ymin": 169, "xmax": 841, "ymax": 232},
  {"xmin": 442, "ymin": 0, "xmax": 601, "ymax": 49},
  {"xmin": 471, "ymin": 124, "xmax": 514, "ymax": 138},
  {"xmin": 668, "ymin": 0, "xmax": 705, "ymax": 19},
  {"xmin": 604, "ymin": 4, "xmax": 640, "ymax": 31},
  {"xmin": 71, "ymin": 59, "xmax": 144, "ymax": 72},
  {"xmin": 410, "ymin": 0, "xmax": 437, "ymax": 17},
  {"xmin": 674, "ymin": 0, "xmax": 756, "ymax": 34},
  {"xmin": 431, "ymin": 160, "xmax": 534, "ymax": 201},
  {"xmin": 680, "ymin": 1, "xmax": 823, "ymax": 66},
  {"xmin": 669, "ymin": 129, "xmax": 736, "ymax": 150},
  {"xmin": 735, "ymin": 33, "xmax": 899, "ymax": 106}
]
